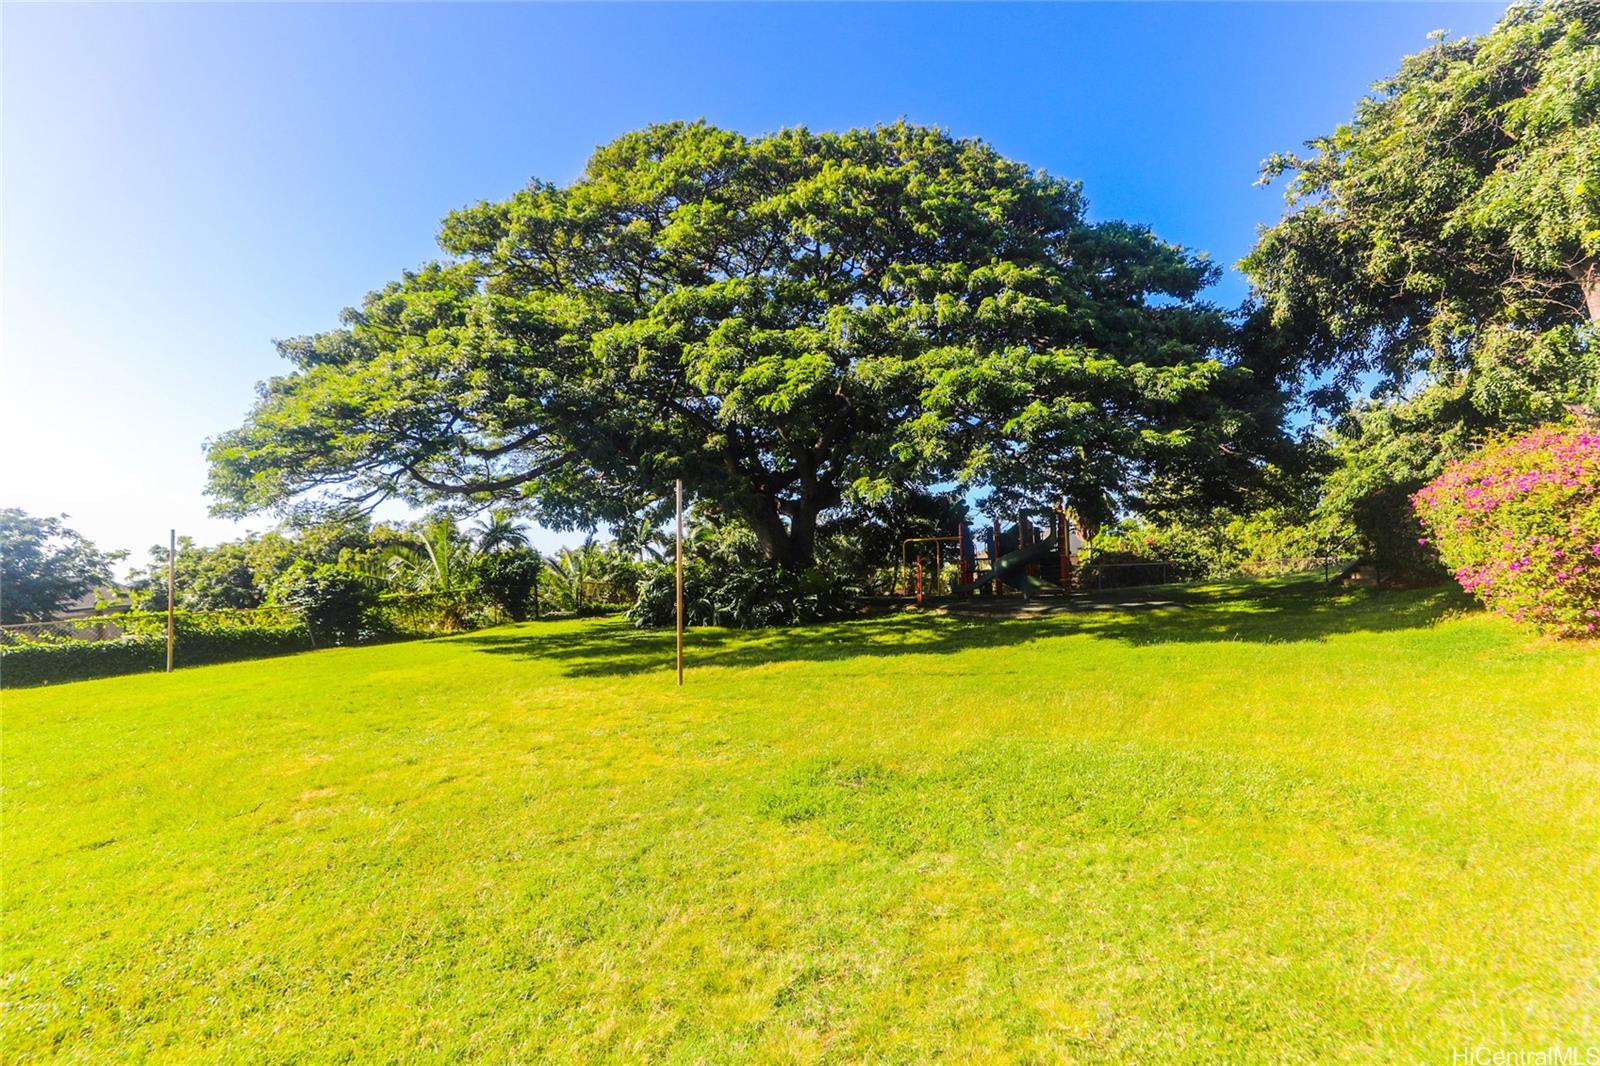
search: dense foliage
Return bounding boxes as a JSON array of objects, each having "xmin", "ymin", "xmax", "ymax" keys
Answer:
[
  {"xmin": 539, "ymin": 539, "xmax": 641, "ymax": 614},
  {"xmin": 475, "ymin": 547, "xmax": 544, "ymax": 622},
  {"xmin": 1310, "ymin": 389, "xmax": 1483, "ymax": 579},
  {"xmin": 1091, "ymin": 504, "xmax": 1339, "ymax": 582},
  {"xmin": 0, "ymin": 616, "xmax": 313, "ymax": 689},
  {"xmin": 208, "ymin": 122, "xmax": 1282, "ymax": 566},
  {"xmin": 123, "ymin": 512, "xmax": 548, "ymax": 618},
  {"xmin": 1243, "ymin": 1, "xmax": 1600, "ymax": 415},
  {"xmin": 0, "ymin": 510, "xmax": 120, "ymax": 623},
  {"xmin": 1412, "ymin": 426, "xmax": 1600, "ymax": 635},
  {"xmin": 269, "ymin": 563, "xmax": 378, "ymax": 646},
  {"xmin": 126, "ymin": 520, "xmax": 375, "ymax": 612},
  {"xmin": 628, "ymin": 560, "xmax": 859, "ymax": 629},
  {"xmin": 0, "ymin": 636, "xmax": 168, "ymax": 687},
  {"xmin": 1242, "ymin": 1, "xmax": 1600, "ymax": 573},
  {"xmin": 626, "ymin": 515, "xmax": 860, "ymax": 628},
  {"xmin": 0, "ymin": 508, "xmax": 561, "ymax": 687}
]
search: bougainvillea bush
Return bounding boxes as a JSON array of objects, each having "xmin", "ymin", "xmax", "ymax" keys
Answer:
[{"xmin": 1412, "ymin": 427, "xmax": 1600, "ymax": 637}]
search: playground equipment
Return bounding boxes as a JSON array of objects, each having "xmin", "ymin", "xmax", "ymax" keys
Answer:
[
  {"xmin": 899, "ymin": 502, "xmax": 1087, "ymax": 602},
  {"xmin": 898, "ymin": 535, "xmax": 961, "ymax": 603}
]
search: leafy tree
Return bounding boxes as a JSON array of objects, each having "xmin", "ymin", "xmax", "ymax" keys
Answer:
[
  {"xmin": 269, "ymin": 562, "xmax": 376, "ymax": 646},
  {"xmin": 181, "ymin": 542, "xmax": 261, "ymax": 609},
  {"xmin": 1242, "ymin": 0, "xmax": 1600, "ymax": 419},
  {"xmin": 475, "ymin": 546, "xmax": 543, "ymax": 621},
  {"xmin": 245, "ymin": 518, "xmax": 376, "ymax": 583},
  {"xmin": 130, "ymin": 537, "xmax": 262, "ymax": 612},
  {"xmin": 1311, "ymin": 384, "xmax": 1486, "ymax": 576},
  {"xmin": 208, "ymin": 122, "xmax": 1272, "ymax": 568},
  {"xmin": 611, "ymin": 502, "xmax": 676, "ymax": 564},
  {"xmin": 0, "ymin": 509, "xmax": 120, "ymax": 623},
  {"xmin": 125, "ymin": 520, "xmax": 375, "ymax": 612}
]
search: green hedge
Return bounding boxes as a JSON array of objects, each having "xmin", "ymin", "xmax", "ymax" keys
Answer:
[
  {"xmin": 0, "ymin": 590, "xmax": 506, "ymax": 688},
  {"xmin": 1, "ymin": 636, "xmax": 166, "ymax": 688},
  {"xmin": 0, "ymin": 624, "xmax": 315, "ymax": 689}
]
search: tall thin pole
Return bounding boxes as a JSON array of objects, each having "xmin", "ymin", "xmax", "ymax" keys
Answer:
[
  {"xmin": 165, "ymin": 528, "xmax": 176, "ymax": 673},
  {"xmin": 674, "ymin": 479, "xmax": 684, "ymax": 686},
  {"xmin": 1058, "ymin": 499, "xmax": 1071, "ymax": 589}
]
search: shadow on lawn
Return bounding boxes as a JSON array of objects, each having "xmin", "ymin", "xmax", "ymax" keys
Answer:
[{"xmin": 457, "ymin": 578, "xmax": 1477, "ymax": 679}]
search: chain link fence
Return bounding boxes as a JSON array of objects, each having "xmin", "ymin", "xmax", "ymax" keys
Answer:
[
  {"xmin": 0, "ymin": 607, "xmax": 290, "ymax": 647},
  {"xmin": 0, "ymin": 594, "xmax": 501, "ymax": 648},
  {"xmin": 1075, "ymin": 555, "xmax": 1355, "ymax": 591}
]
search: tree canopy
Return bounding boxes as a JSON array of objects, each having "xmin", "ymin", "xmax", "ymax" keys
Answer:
[
  {"xmin": 1242, "ymin": 0, "xmax": 1600, "ymax": 421},
  {"xmin": 208, "ymin": 122, "xmax": 1272, "ymax": 565},
  {"xmin": 1239, "ymin": 0, "xmax": 1600, "ymax": 573},
  {"xmin": 0, "ymin": 510, "xmax": 120, "ymax": 623}
]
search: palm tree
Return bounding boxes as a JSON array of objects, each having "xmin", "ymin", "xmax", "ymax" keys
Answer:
[
  {"xmin": 368, "ymin": 514, "xmax": 472, "ymax": 594},
  {"xmin": 360, "ymin": 514, "xmax": 481, "ymax": 629},
  {"xmin": 472, "ymin": 508, "xmax": 529, "ymax": 555},
  {"xmin": 622, "ymin": 512, "xmax": 673, "ymax": 564},
  {"xmin": 545, "ymin": 537, "xmax": 601, "ymax": 613}
]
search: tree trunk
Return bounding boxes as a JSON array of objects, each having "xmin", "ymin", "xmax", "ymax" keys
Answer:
[
  {"xmin": 785, "ymin": 500, "xmax": 819, "ymax": 569},
  {"xmin": 740, "ymin": 494, "xmax": 823, "ymax": 569},
  {"xmin": 1570, "ymin": 256, "xmax": 1600, "ymax": 322},
  {"xmin": 744, "ymin": 499, "xmax": 801, "ymax": 568}
]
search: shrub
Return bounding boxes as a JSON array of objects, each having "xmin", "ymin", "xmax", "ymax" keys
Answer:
[
  {"xmin": 1315, "ymin": 385, "xmax": 1479, "ymax": 581},
  {"xmin": 1078, "ymin": 549, "xmax": 1205, "ymax": 589},
  {"xmin": 269, "ymin": 563, "xmax": 377, "ymax": 646},
  {"xmin": 372, "ymin": 591, "xmax": 478, "ymax": 634},
  {"xmin": 166, "ymin": 619, "xmax": 313, "ymax": 664},
  {"xmin": 1412, "ymin": 426, "xmax": 1600, "ymax": 637},
  {"xmin": 1089, "ymin": 523, "xmax": 1230, "ymax": 582},
  {"xmin": 628, "ymin": 560, "xmax": 860, "ymax": 629},
  {"xmin": 475, "ymin": 549, "xmax": 543, "ymax": 621},
  {"xmin": 1088, "ymin": 509, "xmax": 1340, "ymax": 585}
]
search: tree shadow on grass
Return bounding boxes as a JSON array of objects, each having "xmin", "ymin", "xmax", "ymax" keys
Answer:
[
  {"xmin": 1062, "ymin": 576, "xmax": 1475, "ymax": 647},
  {"xmin": 455, "ymin": 576, "xmax": 1478, "ymax": 680}
]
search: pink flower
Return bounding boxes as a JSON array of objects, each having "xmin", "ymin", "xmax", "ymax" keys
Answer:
[{"xmin": 1413, "ymin": 426, "xmax": 1600, "ymax": 638}]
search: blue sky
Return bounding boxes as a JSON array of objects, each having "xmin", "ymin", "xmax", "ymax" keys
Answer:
[{"xmin": 2, "ymin": 2, "xmax": 1503, "ymax": 562}]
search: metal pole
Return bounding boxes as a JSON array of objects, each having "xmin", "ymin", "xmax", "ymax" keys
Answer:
[
  {"xmin": 992, "ymin": 517, "xmax": 1003, "ymax": 596},
  {"xmin": 165, "ymin": 528, "xmax": 176, "ymax": 673},
  {"xmin": 675, "ymin": 479, "xmax": 684, "ymax": 686},
  {"xmin": 959, "ymin": 522, "xmax": 972, "ymax": 590},
  {"xmin": 1057, "ymin": 502, "xmax": 1069, "ymax": 588}
]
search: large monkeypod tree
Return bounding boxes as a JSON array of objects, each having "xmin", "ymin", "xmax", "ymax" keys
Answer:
[{"xmin": 209, "ymin": 122, "xmax": 1264, "ymax": 566}]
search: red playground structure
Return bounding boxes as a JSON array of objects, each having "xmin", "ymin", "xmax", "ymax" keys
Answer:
[{"xmin": 899, "ymin": 500, "xmax": 1088, "ymax": 602}]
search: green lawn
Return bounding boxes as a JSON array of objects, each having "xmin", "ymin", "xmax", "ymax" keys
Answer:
[{"xmin": 5, "ymin": 578, "xmax": 1598, "ymax": 1062}]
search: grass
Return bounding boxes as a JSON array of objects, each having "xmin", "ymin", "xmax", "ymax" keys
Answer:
[{"xmin": 4, "ymin": 577, "xmax": 1598, "ymax": 1062}]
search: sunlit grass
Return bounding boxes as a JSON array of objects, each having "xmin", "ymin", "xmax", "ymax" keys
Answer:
[{"xmin": 5, "ymin": 578, "xmax": 1597, "ymax": 1061}]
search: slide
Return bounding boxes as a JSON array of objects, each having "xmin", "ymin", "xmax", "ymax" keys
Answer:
[{"xmin": 951, "ymin": 533, "xmax": 1061, "ymax": 597}]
